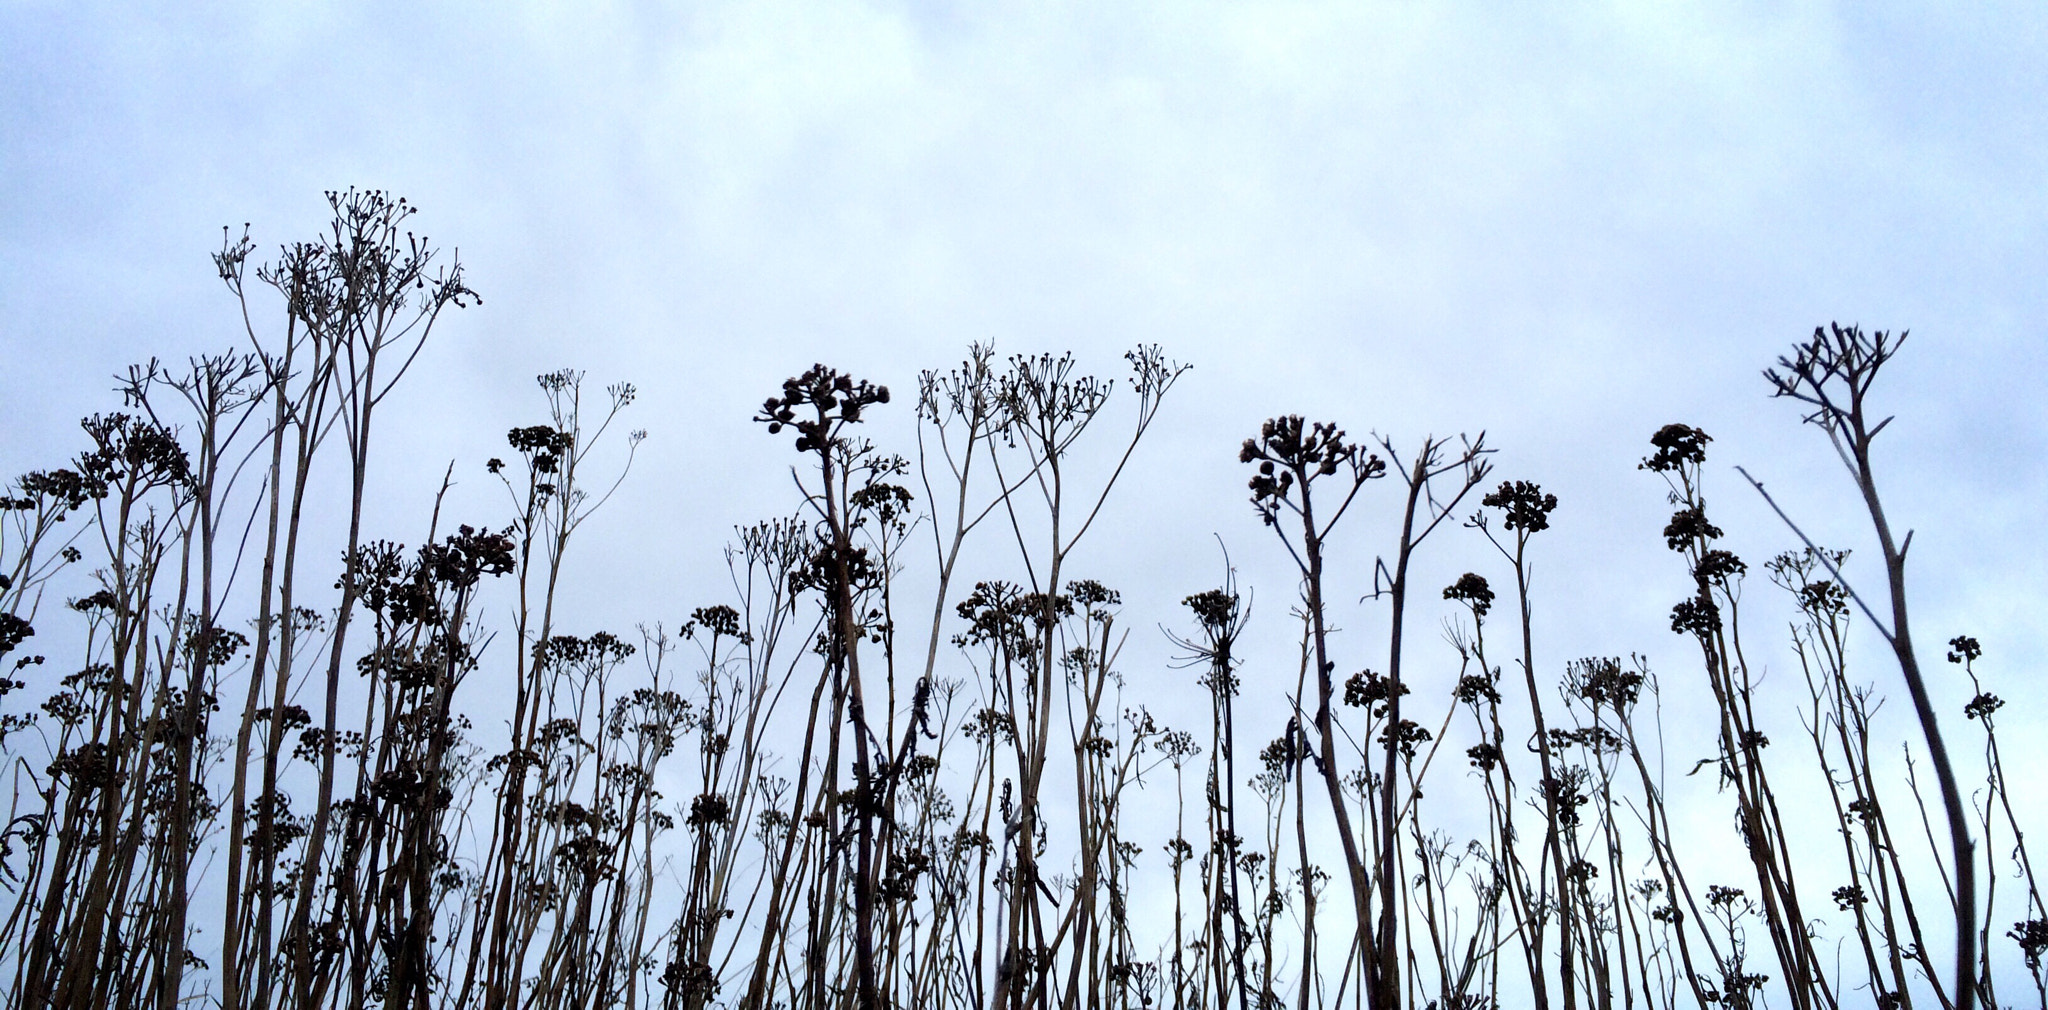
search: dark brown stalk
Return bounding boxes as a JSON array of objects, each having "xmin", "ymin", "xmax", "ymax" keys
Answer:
[{"xmin": 1761, "ymin": 323, "xmax": 1976, "ymax": 1010}]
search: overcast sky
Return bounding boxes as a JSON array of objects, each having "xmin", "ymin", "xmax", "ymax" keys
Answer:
[{"xmin": 5, "ymin": 2, "xmax": 2047, "ymax": 883}]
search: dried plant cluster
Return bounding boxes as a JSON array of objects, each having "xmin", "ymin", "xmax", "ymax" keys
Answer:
[{"xmin": 0, "ymin": 195, "xmax": 2036, "ymax": 1010}]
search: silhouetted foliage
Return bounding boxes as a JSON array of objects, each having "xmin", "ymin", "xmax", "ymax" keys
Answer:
[{"xmin": 0, "ymin": 196, "xmax": 2027, "ymax": 1010}]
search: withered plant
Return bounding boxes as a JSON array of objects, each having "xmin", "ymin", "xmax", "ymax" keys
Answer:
[{"xmin": 0, "ymin": 197, "xmax": 2034, "ymax": 1010}]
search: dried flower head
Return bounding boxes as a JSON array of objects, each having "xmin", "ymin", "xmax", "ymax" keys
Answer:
[
  {"xmin": 1443, "ymin": 572, "xmax": 1495, "ymax": 617},
  {"xmin": 1481, "ymin": 480, "xmax": 1558, "ymax": 534},
  {"xmin": 756, "ymin": 364, "xmax": 890, "ymax": 455},
  {"xmin": 1641, "ymin": 423, "xmax": 1712, "ymax": 473},
  {"xmin": 1238, "ymin": 415, "xmax": 1384, "ymax": 526}
]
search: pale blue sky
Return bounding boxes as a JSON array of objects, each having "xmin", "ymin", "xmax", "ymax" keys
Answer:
[{"xmin": 4, "ymin": 2, "xmax": 2045, "ymax": 911}]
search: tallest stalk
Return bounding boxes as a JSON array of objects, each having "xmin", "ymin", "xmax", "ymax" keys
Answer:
[{"xmin": 1767, "ymin": 324, "xmax": 1977, "ymax": 1010}]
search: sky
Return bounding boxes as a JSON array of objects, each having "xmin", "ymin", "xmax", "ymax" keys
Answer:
[{"xmin": 4, "ymin": 0, "xmax": 2047, "ymax": 968}]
